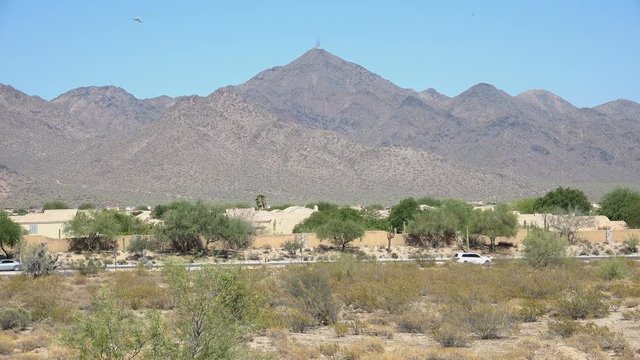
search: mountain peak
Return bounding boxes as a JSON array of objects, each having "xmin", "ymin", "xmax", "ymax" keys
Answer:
[
  {"xmin": 52, "ymin": 85, "xmax": 137, "ymax": 103},
  {"xmin": 516, "ymin": 89, "xmax": 576, "ymax": 113}
]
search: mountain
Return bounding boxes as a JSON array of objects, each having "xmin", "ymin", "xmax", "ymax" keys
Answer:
[
  {"xmin": 2, "ymin": 48, "xmax": 639, "ymax": 205},
  {"xmin": 51, "ymin": 86, "xmax": 171, "ymax": 137},
  {"xmin": 230, "ymin": 49, "xmax": 640, "ymax": 194},
  {"xmin": 0, "ymin": 87, "xmax": 533, "ymax": 205}
]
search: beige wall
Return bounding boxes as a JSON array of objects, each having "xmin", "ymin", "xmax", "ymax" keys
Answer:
[
  {"xmin": 20, "ymin": 223, "xmax": 66, "ymax": 239},
  {"xmin": 18, "ymin": 229, "xmax": 640, "ymax": 254}
]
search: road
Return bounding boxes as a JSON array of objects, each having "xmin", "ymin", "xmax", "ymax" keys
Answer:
[{"xmin": 2, "ymin": 254, "xmax": 639, "ymax": 275}]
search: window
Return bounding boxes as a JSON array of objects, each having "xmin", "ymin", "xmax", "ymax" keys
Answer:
[{"xmin": 28, "ymin": 224, "xmax": 38, "ymax": 234}]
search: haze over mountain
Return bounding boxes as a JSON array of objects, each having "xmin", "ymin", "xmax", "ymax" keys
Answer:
[{"xmin": 1, "ymin": 49, "xmax": 639, "ymax": 206}]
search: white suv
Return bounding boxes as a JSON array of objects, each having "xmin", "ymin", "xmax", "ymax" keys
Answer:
[{"xmin": 453, "ymin": 252, "xmax": 491, "ymax": 265}]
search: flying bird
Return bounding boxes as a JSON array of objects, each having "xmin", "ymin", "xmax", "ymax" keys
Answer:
[{"xmin": 132, "ymin": 17, "xmax": 143, "ymax": 23}]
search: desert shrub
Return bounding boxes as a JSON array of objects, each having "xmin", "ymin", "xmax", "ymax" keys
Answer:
[
  {"xmin": 110, "ymin": 271, "xmax": 172, "ymax": 310},
  {"xmin": 0, "ymin": 306, "xmax": 31, "ymax": 330},
  {"xmin": 62, "ymin": 294, "xmax": 169, "ymax": 360},
  {"xmin": 68, "ymin": 237, "xmax": 117, "ymax": 253},
  {"xmin": 395, "ymin": 312, "xmax": 430, "ymax": 333},
  {"xmin": 127, "ymin": 235, "xmax": 161, "ymax": 254},
  {"xmin": 71, "ymin": 256, "xmax": 106, "ymax": 276},
  {"xmin": 621, "ymin": 309, "xmax": 640, "ymax": 321},
  {"xmin": 0, "ymin": 333, "xmax": 14, "ymax": 355},
  {"xmin": 461, "ymin": 303, "xmax": 517, "ymax": 339},
  {"xmin": 318, "ymin": 342, "xmax": 340, "ymax": 357},
  {"xmin": 282, "ymin": 238, "xmax": 303, "ymax": 256},
  {"xmin": 284, "ymin": 267, "xmax": 338, "ymax": 326},
  {"xmin": 20, "ymin": 243, "xmax": 59, "ymax": 278},
  {"xmin": 596, "ymin": 257, "xmax": 629, "ymax": 280},
  {"xmin": 284, "ymin": 308, "xmax": 316, "ymax": 333},
  {"xmin": 554, "ymin": 289, "xmax": 609, "ymax": 319},
  {"xmin": 548, "ymin": 318, "xmax": 581, "ymax": 339},
  {"xmin": 341, "ymin": 338, "xmax": 385, "ymax": 359},
  {"xmin": 432, "ymin": 323, "xmax": 470, "ymax": 347},
  {"xmin": 517, "ymin": 299, "xmax": 546, "ymax": 322},
  {"xmin": 332, "ymin": 322, "xmax": 350, "ymax": 337},
  {"xmin": 522, "ymin": 229, "xmax": 567, "ymax": 267},
  {"xmin": 623, "ymin": 235, "xmax": 638, "ymax": 253}
]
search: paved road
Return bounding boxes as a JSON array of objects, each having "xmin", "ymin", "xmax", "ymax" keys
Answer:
[{"xmin": 2, "ymin": 254, "xmax": 639, "ymax": 275}]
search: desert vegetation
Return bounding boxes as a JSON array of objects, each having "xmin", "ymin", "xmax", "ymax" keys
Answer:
[{"xmin": 0, "ymin": 250, "xmax": 639, "ymax": 359}]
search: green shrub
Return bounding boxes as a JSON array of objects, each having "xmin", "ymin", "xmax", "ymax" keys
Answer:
[
  {"xmin": 596, "ymin": 257, "xmax": 629, "ymax": 280},
  {"xmin": 20, "ymin": 243, "xmax": 59, "ymax": 278},
  {"xmin": 555, "ymin": 289, "xmax": 609, "ymax": 319},
  {"xmin": 523, "ymin": 229, "xmax": 568, "ymax": 267},
  {"xmin": 0, "ymin": 306, "xmax": 31, "ymax": 330}
]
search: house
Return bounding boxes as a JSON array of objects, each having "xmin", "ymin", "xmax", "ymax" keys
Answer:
[
  {"xmin": 9, "ymin": 209, "xmax": 78, "ymax": 239},
  {"xmin": 226, "ymin": 206, "xmax": 317, "ymax": 235}
]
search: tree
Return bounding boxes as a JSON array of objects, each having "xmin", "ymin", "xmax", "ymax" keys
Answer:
[
  {"xmin": 157, "ymin": 202, "xmax": 254, "ymax": 254},
  {"xmin": 388, "ymin": 197, "xmax": 419, "ymax": 233},
  {"xmin": 316, "ymin": 219, "xmax": 365, "ymax": 251},
  {"xmin": 510, "ymin": 197, "xmax": 538, "ymax": 214},
  {"xmin": 598, "ymin": 188, "xmax": 640, "ymax": 228},
  {"xmin": 546, "ymin": 208, "xmax": 595, "ymax": 244},
  {"xmin": 471, "ymin": 204, "xmax": 518, "ymax": 251},
  {"xmin": 64, "ymin": 210, "xmax": 120, "ymax": 252},
  {"xmin": 255, "ymin": 194, "xmax": 267, "ymax": 210},
  {"xmin": 42, "ymin": 200, "xmax": 69, "ymax": 210},
  {"xmin": 0, "ymin": 211, "xmax": 22, "ymax": 257},
  {"xmin": 21, "ymin": 243, "xmax": 59, "ymax": 278},
  {"xmin": 293, "ymin": 207, "xmax": 364, "ymax": 233},
  {"xmin": 406, "ymin": 208, "xmax": 459, "ymax": 247},
  {"xmin": 523, "ymin": 229, "xmax": 568, "ymax": 267},
  {"xmin": 533, "ymin": 187, "xmax": 591, "ymax": 214}
]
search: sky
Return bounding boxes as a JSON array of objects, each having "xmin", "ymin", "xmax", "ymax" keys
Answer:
[{"xmin": 1, "ymin": 0, "xmax": 639, "ymax": 107}]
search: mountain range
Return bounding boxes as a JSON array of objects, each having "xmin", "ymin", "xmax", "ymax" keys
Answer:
[{"xmin": 1, "ymin": 48, "xmax": 639, "ymax": 206}]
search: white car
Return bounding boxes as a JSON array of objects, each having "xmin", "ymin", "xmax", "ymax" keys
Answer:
[
  {"xmin": 0, "ymin": 259, "xmax": 21, "ymax": 271},
  {"xmin": 453, "ymin": 252, "xmax": 491, "ymax": 265}
]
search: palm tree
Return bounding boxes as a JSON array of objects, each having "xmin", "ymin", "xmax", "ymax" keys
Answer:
[{"xmin": 255, "ymin": 194, "xmax": 267, "ymax": 210}]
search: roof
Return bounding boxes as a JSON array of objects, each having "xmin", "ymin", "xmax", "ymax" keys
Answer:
[{"xmin": 9, "ymin": 209, "xmax": 78, "ymax": 224}]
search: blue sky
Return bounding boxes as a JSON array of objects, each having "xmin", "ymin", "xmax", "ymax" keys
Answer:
[{"xmin": 1, "ymin": 0, "xmax": 639, "ymax": 107}]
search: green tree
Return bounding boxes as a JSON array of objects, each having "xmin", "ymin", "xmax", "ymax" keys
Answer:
[
  {"xmin": 0, "ymin": 211, "xmax": 22, "ymax": 257},
  {"xmin": 598, "ymin": 188, "xmax": 640, "ymax": 228},
  {"xmin": 533, "ymin": 187, "xmax": 591, "ymax": 214},
  {"xmin": 388, "ymin": 197, "xmax": 419, "ymax": 233},
  {"xmin": 316, "ymin": 219, "xmax": 365, "ymax": 251},
  {"xmin": 293, "ymin": 207, "xmax": 364, "ymax": 233},
  {"xmin": 510, "ymin": 197, "xmax": 538, "ymax": 214},
  {"xmin": 471, "ymin": 204, "xmax": 518, "ymax": 252},
  {"xmin": 64, "ymin": 210, "xmax": 120, "ymax": 252},
  {"xmin": 440, "ymin": 199, "xmax": 474, "ymax": 235},
  {"xmin": 156, "ymin": 202, "xmax": 254, "ymax": 253},
  {"xmin": 406, "ymin": 208, "xmax": 459, "ymax": 247},
  {"xmin": 523, "ymin": 229, "xmax": 568, "ymax": 267},
  {"xmin": 42, "ymin": 200, "xmax": 69, "ymax": 210}
]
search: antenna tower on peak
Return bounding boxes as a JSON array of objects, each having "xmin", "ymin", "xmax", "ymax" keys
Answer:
[{"xmin": 315, "ymin": 39, "xmax": 320, "ymax": 49}]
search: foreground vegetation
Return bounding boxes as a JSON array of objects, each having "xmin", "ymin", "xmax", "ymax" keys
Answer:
[{"xmin": 1, "ymin": 255, "xmax": 640, "ymax": 359}]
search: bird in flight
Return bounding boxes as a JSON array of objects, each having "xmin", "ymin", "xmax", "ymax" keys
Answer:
[{"xmin": 132, "ymin": 17, "xmax": 143, "ymax": 23}]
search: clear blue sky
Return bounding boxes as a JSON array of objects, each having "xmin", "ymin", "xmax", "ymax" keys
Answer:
[{"xmin": 1, "ymin": 0, "xmax": 639, "ymax": 107}]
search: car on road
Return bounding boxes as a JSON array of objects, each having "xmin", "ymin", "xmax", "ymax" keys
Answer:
[
  {"xmin": 453, "ymin": 252, "xmax": 491, "ymax": 265},
  {"xmin": 0, "ymin": 259, "xmax": 21, "ymax": 271}
]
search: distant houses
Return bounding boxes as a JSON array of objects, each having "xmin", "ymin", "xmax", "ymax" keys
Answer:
[
  {"xmin": 226, "ymin": 206, "xmax": 317, "ymax": 235},
  {"xmin": 9, "ymin": 209, "xmax": 78, "ymax": 239}
]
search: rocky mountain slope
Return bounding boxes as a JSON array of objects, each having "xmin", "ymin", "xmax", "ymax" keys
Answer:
[
  {"xmin": 230, "ymin": 49, "xmax": 640, "ymax": 193},
  {"xmin": 1, "ymin": 48, "xmax": 639, "ymax": 206}
]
